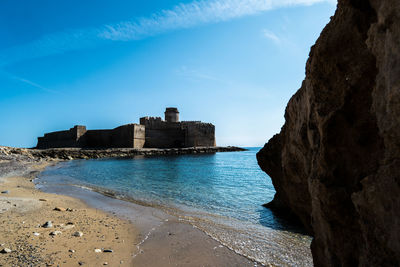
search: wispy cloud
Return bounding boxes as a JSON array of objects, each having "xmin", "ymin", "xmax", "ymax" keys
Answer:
[
  {"xmin": 175, "ymin": 66, "xmax": 224, "ymax": 82},
  {"xmin": 262, "ymin": 29, "xmax": 281, "ymax": 44},
  {"xmin": 0, "ymin": 0, "xmax": 335, "ymax": 67},
  {"xmin": 175, "ymin": 65, "xmax": 271, "ymax": 100},
  {"xmin": 2, "ymin": 71, "xmax": 58, "ymax": 94},
  {"xmin": 99, "ymin": 0, "xmax": 332, "ymax": 41}
]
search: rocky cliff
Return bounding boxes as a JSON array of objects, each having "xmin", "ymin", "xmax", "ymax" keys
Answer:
[{"xmin": 257, "ymin": 0, "xmax": 400, "ymax": 266}]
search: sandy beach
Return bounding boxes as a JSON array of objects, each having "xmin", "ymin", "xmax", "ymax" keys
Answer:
[
  {"xmin": 0, "ymin": 149, "xmax": 256, "ymax": 266},
  {"xmin": 0, "ymin": 163, "xmax": 137, "ymax": 266}
]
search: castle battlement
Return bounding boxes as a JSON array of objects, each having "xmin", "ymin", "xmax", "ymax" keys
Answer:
[{"xmin": 37, "ymin": 108, "xmax": 216, "ymax": 149}]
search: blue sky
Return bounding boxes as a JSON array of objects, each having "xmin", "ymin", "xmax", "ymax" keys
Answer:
[{"xmin": 0, "ymin": 0, "xmax": 336, "ymax": 148}]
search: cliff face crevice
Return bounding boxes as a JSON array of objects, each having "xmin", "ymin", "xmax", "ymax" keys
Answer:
[{"xmin": 257, "ymin": 0, "xmax": 399, "ymax": 266}]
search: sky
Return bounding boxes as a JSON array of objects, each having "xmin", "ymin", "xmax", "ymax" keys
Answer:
[{"xmin": 0, "ymin": 0, "xmax": 337, "ymax": 148}]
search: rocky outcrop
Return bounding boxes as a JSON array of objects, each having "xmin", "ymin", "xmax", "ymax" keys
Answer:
[
  {"xmin": 257, "ymin": 0, "xmax": 400, "ymax": 266},
  {"xmin": 0, "ymin": 146, "xmax": 246, "ymax": 161}
]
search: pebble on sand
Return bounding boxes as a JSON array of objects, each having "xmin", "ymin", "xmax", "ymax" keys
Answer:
[
  {"xmin": 54, "ymin": 207, "xmax": 66, "ymax": 212},
  {"xmin": 0, "ymin": 248, "xmax": 12, "ymax": 253},
  {"xmin": 63, "ymin": 224, "xmax": 75, "ymax": 230},
  {"xmin": 43, "ymin": 221, "xmax": 53, "ymax": 228},
  {"xmin": 72, "ymin": 231, "xmax": 83, "ymax": 237},
  {"xmin": 49, "ymin": 231, "xmax": 62, "ymax": 236}
]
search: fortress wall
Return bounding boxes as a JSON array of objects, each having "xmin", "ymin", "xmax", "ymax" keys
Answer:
[
  {"xmin": 84, "ymin": 130, "xmax": 113, "ymax": 148},
  {"xmin": 37, "ymin": 109, "xmax": 215, "ymax": 149},
  {"xmin": 111, "ymin": 125, "xmax": 133, "ymax": 148},
  {"xmin": 139, "ymin": 117, "xmax": 162, "ymax": 127},
  {"xmin": 184, "ymin": 122, "xmax": 215, "ymax": 147},
  {"xmin": 145, "ymin": 128, "xmax": 186, "ymax": 148},
  {"xmin": 140, "ymin": 118, "xmax": 185, "ymax": 148},
  {"xmin": 75, "ymin": 126, "xmax": 87, "ymax": 141},
  {"xmin": 132, "ymin": 124, "xmax": 146, "ymax": 148},
  {"xmin": 140, "ymin": 117, "xmax": 215, "ymax": 148},
  {"xmin": 84, "ymin": 124, "xmax": 145, "ymax": 148},
  {"xmin": 36, "ymin": 124, "xmax": 145, "ymax": 149},
  {"xmin": 36, "ymin": 126, "xmax": 84, "ymax": 149},
  {"xmin": 111, "ymin": 124, "xmax": 145, "ymax": 148}
]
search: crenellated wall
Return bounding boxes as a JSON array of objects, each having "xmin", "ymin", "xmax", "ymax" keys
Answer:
[
  {"xmin": 139, "ymin": 117, "xmax": 186, "ymax": 148},
  {"xmin": 139, "ymin": 117, "xmax": 215, "ymax": 148}
]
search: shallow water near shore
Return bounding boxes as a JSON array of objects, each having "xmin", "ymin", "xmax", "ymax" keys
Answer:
[{"xmin": 36, "ymin": 147, "xmax": 312, "ymax": 266}]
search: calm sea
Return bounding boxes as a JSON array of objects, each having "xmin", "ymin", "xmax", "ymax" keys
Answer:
[{"xmin": 37, "ymin": 147, "xmax": 312, "ymax": 266}]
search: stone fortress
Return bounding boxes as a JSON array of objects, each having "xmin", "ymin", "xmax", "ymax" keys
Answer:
[{"xmin": 36, "ymin": 108, "xmax": 216, "ymax": 149}]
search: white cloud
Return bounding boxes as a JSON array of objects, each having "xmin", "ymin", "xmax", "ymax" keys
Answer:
[
  {"xmin": 0, "ymin": 0, "xmax": 335, "ymax": 67},
  {"xmin": 262, "ymin": 29, "xmax": 281, "ymax": 43},
  {"xmin": 99, "ymin": 0, "xmax": 332, "ymax": 41}
]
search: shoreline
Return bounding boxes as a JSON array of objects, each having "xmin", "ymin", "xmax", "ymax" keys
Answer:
[
  {"xmin": 37, "ymin": 154, "xmax": 313, "ymax": 266},
  {"xmin": 2, "ymin": 146, "xmax": 247, "ymax": 161},
  {"xmin": 37, "ymin": 177, "xmax": 259, "ymax": 266},
  {"xmin": 0, "ymin": 147, "xmax": 258, "ymax": 266}
]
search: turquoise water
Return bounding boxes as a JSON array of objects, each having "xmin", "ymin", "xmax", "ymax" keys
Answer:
[{"xmin": 37, "ymin": 148, "xmax": 312, "ymax": 266}]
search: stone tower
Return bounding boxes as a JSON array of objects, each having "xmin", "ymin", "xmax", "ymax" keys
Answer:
[{"xmin": 164, "ymin": 107, "xmax": 179, "ymax": 123}]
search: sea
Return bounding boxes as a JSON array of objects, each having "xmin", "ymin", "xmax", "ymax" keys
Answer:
[{"xmin": 36, "ymin": 147, "xmax": 312, "ymax": 266}]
